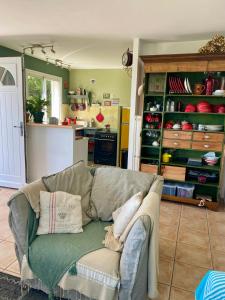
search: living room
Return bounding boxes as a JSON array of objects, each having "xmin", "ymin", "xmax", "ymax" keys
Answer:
[{"xmin": 1, "ymin": 1, "xmax": 225, "ymax": 300}]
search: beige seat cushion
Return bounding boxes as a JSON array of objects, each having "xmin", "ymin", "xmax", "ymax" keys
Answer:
[{"xmin": 22, "ymin": 248, "xmax": 120, "ymax": 300}]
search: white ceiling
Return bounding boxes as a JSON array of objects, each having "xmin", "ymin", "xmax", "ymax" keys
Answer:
[{"xmin": 1, "ymin": 0, "xmax": 225, "ymax": 68}]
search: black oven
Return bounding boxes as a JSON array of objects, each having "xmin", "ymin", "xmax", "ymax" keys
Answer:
[{"xmin": 94, "ymin": 131, "xmax": 117, "ymax": 166}]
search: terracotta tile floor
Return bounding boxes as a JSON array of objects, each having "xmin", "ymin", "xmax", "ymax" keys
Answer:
[{"xmin": 1, "ymin": 187, "xmax": 225, "ymax": 299}]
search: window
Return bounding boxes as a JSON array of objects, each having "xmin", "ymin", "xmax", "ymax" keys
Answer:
[
  {"xmin": 26, "ymin": 70, "xmax": 62, "ymax": 120},
  {"xmin": 0, "ymin": 66, "xmax": 15, "ymax": 86}
]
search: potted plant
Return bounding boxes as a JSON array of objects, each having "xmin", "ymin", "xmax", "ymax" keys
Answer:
[{"xmin": 26, "ymin": 96, "xmax": 50, "ymax": 123}]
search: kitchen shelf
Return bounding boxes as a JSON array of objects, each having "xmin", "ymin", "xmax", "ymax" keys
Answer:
[
  {"xmin": 164, "ymin": 111, "xmax": 225, "ymax": 116},
  {"xmin": 142, "ymin": 128, "xmax": 161, "ymax": 132},
  {"xmin": 141, "ymin": 156, "xmax": 159, "ymax": 160},
  {"xmin": 142, "ymin": 145, "xmax": 160, "ymax": 149},
  {"xmin": 161, "ymin": 162, "xmax": 220, "ymax": 171},
  {"xmin": 162, "ymin": 194, "xmax": 218, "ymax": 210},
  {"xmin": 68, "ymin": 95, "xmax": 89, "ymax": 100},
  {"xmin": 167, "ymin": 178, "xmax": 219, "ymax": 187},
  {"xmin": 143, "ymin": 111, "xmax": 163, "ymax": 114},
  {"xmin": 141, "ymin": 58, "xmax": 225, "ymax": 209},
  {"xmin": 145, "ymin": 92, "xmax": 164, "ymax": 97},
  {"xmin": 166, "ymin": 94, "xmax": 225, "ymax": 98}
]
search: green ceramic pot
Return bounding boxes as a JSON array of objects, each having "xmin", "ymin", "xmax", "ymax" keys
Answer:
[{"xmin": 33, "ymin": 112, "xmax": 44, "ymax": 123}]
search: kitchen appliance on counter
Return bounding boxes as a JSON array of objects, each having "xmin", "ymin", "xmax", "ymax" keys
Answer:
[{"xmin": 94, "ymin": 131, "xmax": 117, "ymax": 166}]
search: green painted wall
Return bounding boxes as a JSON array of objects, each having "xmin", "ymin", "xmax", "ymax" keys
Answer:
[
  {"xmin": 0, "ymin": 45, "xmax": 69, "ymax": 103},
  {"xmin": 70, "ymin": 69, "xmax": 131, "ymax": 107}
]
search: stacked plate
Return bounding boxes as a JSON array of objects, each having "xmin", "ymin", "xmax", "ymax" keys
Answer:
[{"xmin": 205, "ymin": 125, "xmax": 224, "ymax": 131}]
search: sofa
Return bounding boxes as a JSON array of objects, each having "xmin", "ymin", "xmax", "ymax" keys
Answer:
[{"xmin": 8, "ymin": 163, "xmax": 163, "ymax": 300}]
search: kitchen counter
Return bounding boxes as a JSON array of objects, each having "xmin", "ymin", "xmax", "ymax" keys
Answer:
[
  {"xmin": 26, "ymin": 123, "xmax": 88, "ymax": 182},
  {"xmin": 26, "ymin": 122, "xmax": 84, "ymax": 130}
]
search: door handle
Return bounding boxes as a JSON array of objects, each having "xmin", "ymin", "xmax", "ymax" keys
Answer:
[{"xmin": 13, "ymin": 121, "xmax": 24, "ymax": 136}]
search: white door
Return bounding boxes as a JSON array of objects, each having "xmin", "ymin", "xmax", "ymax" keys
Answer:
[{"xmin": 0, "ymin": 57, "xmax": 26, "ymax": 188}]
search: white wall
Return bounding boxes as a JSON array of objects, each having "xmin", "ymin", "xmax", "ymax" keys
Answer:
[{"xmin": 140, "ymin": 39, "xmax": 209, "ymax": 55}]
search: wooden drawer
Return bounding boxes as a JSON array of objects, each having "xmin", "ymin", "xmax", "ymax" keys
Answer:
[
  {"xmin": 192, "ymin": 141, "xmax": 223, "ymax": 152},
  {"xmin": 163, "ymin": 139, "xmax": 191, "ymax": 149},
  {"xmin": 193, "ymin": 132, "xmax": 224, "ymax": 143},
  {"xmin": 140, "ymin": 164, "xmax": 158, "ymax": 174},
  {"xmin": 161, "ymin": 166, "xmax": 186, "ymax": 181},
  {"xmin": 164, "ymin": 130, "xmax": 192, "ymax": 140}
]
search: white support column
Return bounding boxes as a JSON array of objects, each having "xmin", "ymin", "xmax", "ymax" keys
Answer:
[
  {"xmin": 128, "ymin": 38, "xmax": 144, "ymax": 171},
  {"xmin": 128, "ymin": 38, "xmax": 140, "ymax": 170}
]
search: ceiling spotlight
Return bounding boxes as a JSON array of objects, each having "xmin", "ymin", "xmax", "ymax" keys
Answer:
[
  {"xmin": 51, "ymin": 47, "xmax": 56, "ymax": 54},
  {"xmin": 41, "ymin": 47, "xmax": 46, "ymax": 55}
]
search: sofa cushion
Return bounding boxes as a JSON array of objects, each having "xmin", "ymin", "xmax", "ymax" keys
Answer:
[
  {"xmin": 42, "ymin": 162, "xmax": 93, "ymax": 225},
  {"xmin": 112, "ymin": 192, "xmax": 143, "ymax": 239},
  {"xmin": 37, "ymin": 191, "xmax": 83, "ymax": 235},
  {"xmin": 90, "ymin": 167, "xmax": 155, "ymax": 221}
]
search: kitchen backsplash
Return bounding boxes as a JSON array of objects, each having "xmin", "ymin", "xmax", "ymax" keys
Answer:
[{"xmin": 67, "ymin": 105, "xmax": 121, "ymax": 130}]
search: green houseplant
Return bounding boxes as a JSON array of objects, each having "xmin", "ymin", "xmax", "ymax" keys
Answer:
[{"xmin": 26, "ymin": 96, "xmax": 50, "ymax": 123}]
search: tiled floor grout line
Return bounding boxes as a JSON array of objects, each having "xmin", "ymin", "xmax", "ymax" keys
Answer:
[
  {"xmin": 167, "ymin": 203, "xmax": 182, "ymax": 300},
  {"xmin": 206, "ymin": 209, "xmax": 214, "ymax": 270}
]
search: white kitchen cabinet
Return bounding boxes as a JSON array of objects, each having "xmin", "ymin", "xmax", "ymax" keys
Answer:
[{"xmin": 26, "ymin": 123, "xmax": 88, "ymax": 182}]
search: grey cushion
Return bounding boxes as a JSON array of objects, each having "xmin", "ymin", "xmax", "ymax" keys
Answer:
[
  {"xmin": 90, "ymin": 167, "xmax": 155, "ymax": 221},
  {"xmin": 42, "ymin": 162, "xmax": 93, "ymax": 225}
]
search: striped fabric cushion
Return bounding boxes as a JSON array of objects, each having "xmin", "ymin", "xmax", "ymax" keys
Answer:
[
  {"xmin": 196, "ymin": 270, "xmax": 225, "ymax": 300},
  {"xmin": 37, "ymin": 191, "xmax": 83, "ymax": 235}
]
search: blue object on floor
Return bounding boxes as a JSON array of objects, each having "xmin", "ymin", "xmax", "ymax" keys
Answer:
[{"xmin": 195, "ymin": 270, "xmax": 225, "ymax": 300}]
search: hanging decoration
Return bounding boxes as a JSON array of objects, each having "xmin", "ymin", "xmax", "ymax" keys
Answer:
[{"xmin": 199, "ymin": 34, "xmax": 225, "ymax": 54}]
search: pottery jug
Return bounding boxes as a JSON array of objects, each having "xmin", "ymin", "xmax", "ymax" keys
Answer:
[{"xmin": 194, "ymin": 83, "xmax": 205, "ymax": 95}]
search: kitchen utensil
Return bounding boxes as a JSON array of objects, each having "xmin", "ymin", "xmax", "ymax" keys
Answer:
[
  {"xmin": 182, "ymin": 122, "xmax": 193, "ymax": 130},
  {"xmin": 198, "ymin": 124, "xmax": 205, "ymax": 131},
  {"xmin": 186, "ymin": 78, "xmax": 192, "ymax": 93},
  {"xmin": 194, "ymin": 83, "xmax": 205, "ymax": 95},
  {"xmin": 205, "ymin": 74, "xmax": 219, "ymax": 95},
  {"xmin": 197, "ymin": 101, "xmax": 212, "ymax": 113},
  {"xmin": 152, "ymin": 140, "xmax": 159, "ymax": 147},
  {"xmin": 205, "ymin": 125, "xmax": 224, "ymax": 131},
  {"xmin": 96, "ymin": 108, "xmax": 104, "ymax": 123},
  {"xmin": 70, "ymin": 103, "xmax": 78, "ymax": 111},
  {"xmin": 162, "ymin": 152, "xmax": 172, "ymax": 163},
  {"xmin": 68, "ymin": 91, "xmax": 75, "ymax": 95},
  {"xmin": 213, "ymin": 89, "xmax": 225, "ymax": 96},
  {"xmin": 220, "ymin": 77, "xmax": 225, "ymax": 90},
  {"xmin": 185, "ymin": 103, "xmax": 196, "ymax": 112}
]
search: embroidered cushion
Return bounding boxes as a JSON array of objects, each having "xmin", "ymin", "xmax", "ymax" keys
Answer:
[
  {"xmin": 42, "ymin": 162, "xmax": 93, "ymax": 225},
  {"xmin": 112, "ymin": 192, "xmax": 143, "ymax": 239},
  {"xmin": 37, "ymin": 191, "xmax": 83, "ymax": 235}
]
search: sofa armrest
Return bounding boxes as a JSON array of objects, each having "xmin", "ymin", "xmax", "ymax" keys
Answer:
[
  {"xmin": 119, "ymin": 215, "xmax": 151, "ymax": 300},
  {"xmin": 8, "ymin": 192, "xmax": 32, "ymax": 266}
]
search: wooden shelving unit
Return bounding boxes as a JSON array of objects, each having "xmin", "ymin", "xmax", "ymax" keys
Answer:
[{"xmin": 140, "ymin": 53, "xmax": 225, "ymax": 210}]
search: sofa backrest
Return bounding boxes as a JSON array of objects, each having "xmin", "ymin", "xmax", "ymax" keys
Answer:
[{"xmin": 89, "ymin": 167, "xmax": 156, "ymax": 221}]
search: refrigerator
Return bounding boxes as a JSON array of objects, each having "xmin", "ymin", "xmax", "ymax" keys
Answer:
[{"xmin": 120, "ymin": 107, "xmax": 130, "ymax": 168}]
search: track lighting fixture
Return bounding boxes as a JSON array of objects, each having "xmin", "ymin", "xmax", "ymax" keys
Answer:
[
  {"xmin": 41, "ymin": 47, "xmax": 46, "ymax": 55},
  {"xmin": 51, "ymin": 46, "xmax": 56, "ymax": 54},
  {"xmin": 23, "ymin": 44, "xmax": 56, "ymax": 56}
]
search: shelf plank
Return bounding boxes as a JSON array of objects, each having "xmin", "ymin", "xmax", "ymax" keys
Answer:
[
  {"xmin": 164, "ymin": 111, "xmax": 225, "ymax": 116},
  {"xmin": 162, "ymin": 194, "xmax": 218, "ymax": 210},
  {"xmin": 145, "ymin": 93, "xmax": 164, "ymax": 97},
  {"xmin": 165, "ymin": 178, "xmax": 219, "ymax": 187},
  {"xmin": 142, "ymin": 145, "xmax": 160, "ymax": 149},
  {"xmin": 142, "ymin": 128, "xmax": 161, "ymax": 132},
  {"xmin": 141, "ymin": 156, "xmax": 159, "ymax": 160},
  {"xmin": 166, "ymin": 94, "xmax": 225, "ymax": 98},
  {"xmin": 161, "ymin": 162, "xmax": 220, "ymax": 171}
]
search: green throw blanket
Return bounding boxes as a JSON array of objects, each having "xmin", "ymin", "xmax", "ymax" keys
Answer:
[{"xmin": 26, "ymin": 207, "xmax": 111, "ymax": 299}]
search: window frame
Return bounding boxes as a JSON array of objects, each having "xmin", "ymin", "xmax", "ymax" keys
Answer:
[{"xmin": 25, "ymin": 69, "xmax": 62, "ymax": 120}]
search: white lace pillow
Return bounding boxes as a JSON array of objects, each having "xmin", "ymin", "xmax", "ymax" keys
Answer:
[
  {"xmin": 112, "ymin": 192, "xmax": 143, "ymax": 239},
  {"xmin": 37, "ymin": 191, "xmax": 83, "ymax": 235}
]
